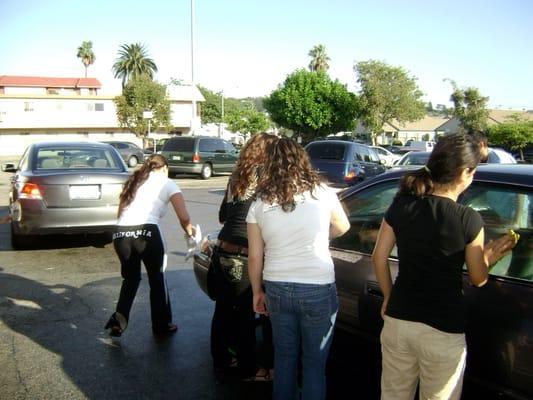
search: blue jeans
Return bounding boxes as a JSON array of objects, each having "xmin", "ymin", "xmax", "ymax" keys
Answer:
[{"xmin": 265, "ymin": 281, "xmax": 338, "ymax": 400}]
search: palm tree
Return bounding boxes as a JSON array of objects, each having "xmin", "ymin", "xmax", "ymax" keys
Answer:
[
  {"xmin": 112, "ymin": 43, "xmax": 158, "ymax": 88},
  {"xmin": 76, "ymin": 41, "xmax": 95, "ymax": 78},
  {"xmin": 308, "ymin": 44, "xmax": 330, "ymax": 73}
]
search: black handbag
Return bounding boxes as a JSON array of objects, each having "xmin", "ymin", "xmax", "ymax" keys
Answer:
[{"xmin": 217, "ymin": 249, "xmax": 250, "ymax": 296}]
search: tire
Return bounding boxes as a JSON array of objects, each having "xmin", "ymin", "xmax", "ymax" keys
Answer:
[
  {"xmin": 200, "ymin": 163, "xmax": 212, "ymax": 179},
  {"xmin": 128, "ymin": 156, "xmax": 138, "ymax": 168}
]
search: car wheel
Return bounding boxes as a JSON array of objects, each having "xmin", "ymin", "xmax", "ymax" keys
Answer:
[
  {"xmin": 128, "ymin": 156, "xmax": 138, "ymax": 168},
  {"xmin": 200, "ymin": 163, "xmax": 212, "ymax": 179}
]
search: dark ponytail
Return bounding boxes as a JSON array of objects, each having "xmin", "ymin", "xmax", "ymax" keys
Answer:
[
  {"xmin": 397, "ymin": 133, "xmax": 481, "ymax": 199},
  {"xmin": 118, "ymin": 154, "xmax": 168, "ymax": 216}
]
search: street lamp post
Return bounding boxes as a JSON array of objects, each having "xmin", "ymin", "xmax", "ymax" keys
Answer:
[{"xmin": 143, "ymin": 110, "xmax": 154, "ymax": 152}]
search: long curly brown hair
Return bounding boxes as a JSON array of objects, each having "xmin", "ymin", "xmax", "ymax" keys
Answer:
[
  {"xmin": 118, "ymin": 154, "xmax": 168, "ymax": 217},
  {"xmin": 230, "ymin": 132, "xmax": 278, "ymax": 200},
  {"xmin": 256, "ymin": 138, "xmax": 321, "ymax": 212}
]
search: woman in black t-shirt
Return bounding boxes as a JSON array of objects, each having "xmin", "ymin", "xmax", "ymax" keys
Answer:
[
  {"xmin": 372, "ymin": 133, "xmax": 516, "ymax": 400},
  {"xmin": 210, "ymin": 133, "xmax": 277, "ymax": 381}
]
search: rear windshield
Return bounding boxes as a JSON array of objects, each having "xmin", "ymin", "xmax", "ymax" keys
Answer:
[
  {"xmin": 163, "ymin": 138, "xmax": 195, "ymax": 152},
  {"xmin": 35, "ymin": 147, "xmax": 121, "ymax": 169},
  {"xmin": 306, "ymin": 143, "xmax": 347, "ymax": 160}
]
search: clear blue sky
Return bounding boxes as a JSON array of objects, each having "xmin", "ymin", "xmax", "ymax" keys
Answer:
[{"xmin": 1, "ymin": 0, "xmax": 532, "ymax": 109}]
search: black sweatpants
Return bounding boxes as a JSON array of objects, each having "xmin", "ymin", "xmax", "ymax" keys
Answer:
[{"xmin": 113, "ymin": 224, "xmax": 172, "ymax": 332}]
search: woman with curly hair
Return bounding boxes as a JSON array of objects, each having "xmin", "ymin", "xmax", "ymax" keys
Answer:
[
  {"xmin": 246, "ymin": 138, "xmax": 350, "ymax": 399},
  {"xmin": 105, "ymin": 154, "xmax": 195, "ymax": 337},
  {"xmin": 210, "ymin": 132, "xmax": 278, "ymax": 380}
]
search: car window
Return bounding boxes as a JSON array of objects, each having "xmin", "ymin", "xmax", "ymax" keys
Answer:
[
  {"xmin": 199, "ymin": 139, "xmax": 218, "ymax": 152},
  {"xmin": 163, "ymin": 138, "xmax": 195, "ymax": 152},
  {"xmin": 368, "ymin": 148, "xmax": 381, "ymax": 163},
  {"xmin": 116, "ymin": 143, "xmax": 127, "ymax": 150},
  {"xmin": 356, "ymin": 145, "xmax": 372, "ymax": 162},
  {"xmin": 461, "ymin": 183, "xmax": 532, "ymax": 281},
  {"xmin": 223, "ymin": 141, "xmax": 236, "ymax": 153},
  {"xmin": 331, "ymin": 180, "xmax": 398, "ymax": 256},
  {"xmin": 213, "ymin": 139, "xmax": 226, "ymax": 153},
  {"xmin": 35, "ymin": 147, "xmax": 121, "ymax": 169},
  {"xmin": 352, "ymin": 144, "xmax": 364, "ymax": 162},
  {"xmin": 306, "ymin": 143, "xmax": 346, "ymax": 160}
]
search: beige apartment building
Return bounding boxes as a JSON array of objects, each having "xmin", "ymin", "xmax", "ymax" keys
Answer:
[{"xmin": 0, "ymin": 75, "xmax": 204, "ymax": 156}]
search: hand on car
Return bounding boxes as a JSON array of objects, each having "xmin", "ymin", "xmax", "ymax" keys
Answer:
[{"xmin": 484, "ymin": 230, "xmax": 519, "ymax": 267}]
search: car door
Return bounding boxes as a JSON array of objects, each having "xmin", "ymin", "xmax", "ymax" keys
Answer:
[
  {"xmin": 222, "ymin": 140, "xmax": 238, "ymax": 172},
  {"xmin": 459, "ymin": 182, "xmax": 533, "ymax": 398},
  {"xmin": 330, "ymin": 178, "xmax": 399, "ymax": 337}
]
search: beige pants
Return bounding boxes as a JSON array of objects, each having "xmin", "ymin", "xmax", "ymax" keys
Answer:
[{"xmin": 380, "ymin": 316, "xmax": 466, "ymax": 400}]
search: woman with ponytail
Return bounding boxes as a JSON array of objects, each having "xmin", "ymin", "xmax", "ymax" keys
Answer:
[
  {"xmin": 372, "ymin": 133, "xmax": 517, "ymax": 399},
  {"xmin": 105, "ymin": 154, "xmax": 195, "ymax": 337}
]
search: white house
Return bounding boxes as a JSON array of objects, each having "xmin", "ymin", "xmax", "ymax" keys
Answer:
[{"xmin": 0, "ymin": 75, "xmax": 204, "ymax": 156}]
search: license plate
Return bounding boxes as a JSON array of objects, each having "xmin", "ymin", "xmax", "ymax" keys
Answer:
[
  {"xmin": 172, "ymin": 155, "xmax": 182, "ymax": 161},
  {"xmin": 69, "ymin": 185, "xmax": 100, "ymax": 200}
]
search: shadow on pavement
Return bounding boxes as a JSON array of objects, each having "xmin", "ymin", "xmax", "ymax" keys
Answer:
[{"xmin": 0, "ymin": 268, "xmax": 273, "ymax": 399}]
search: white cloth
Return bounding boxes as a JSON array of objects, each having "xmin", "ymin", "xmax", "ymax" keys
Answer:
[
  {"xmin": 246, "ymin": 184, "xmax": 341, "ymax": 284},
  {"xmin": 118, "ymin": 171, "xmax": 181, "ymax": 226}
]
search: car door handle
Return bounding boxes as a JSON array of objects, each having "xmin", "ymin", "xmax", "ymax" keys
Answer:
[{"xmin": 366, "ymin": 281, "xmax": 383, "ymax": 298}]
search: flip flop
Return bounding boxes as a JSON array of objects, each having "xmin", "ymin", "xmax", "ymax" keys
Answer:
[{"xmin": 244, "ymin": 368, "xmax": 273, "ymax": 382}]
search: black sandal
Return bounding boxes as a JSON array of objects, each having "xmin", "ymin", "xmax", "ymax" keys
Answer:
[{"xmin": 104, "ymin": 312, "xmax": 128, "ymax": 337}]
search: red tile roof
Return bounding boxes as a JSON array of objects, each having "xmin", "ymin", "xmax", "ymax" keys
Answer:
[{"xmin": 0, "ymin": 75, "xmax": 101, "ymax": 89}]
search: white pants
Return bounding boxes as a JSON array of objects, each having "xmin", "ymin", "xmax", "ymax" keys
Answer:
[{"xmin": 380, "ymin": 316, "xmax": 467, "ymax": 400}]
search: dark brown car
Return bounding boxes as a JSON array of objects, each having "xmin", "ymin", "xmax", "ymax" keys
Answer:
[{"xmin": 194, "ymin": 164, "xmax": 533, "ymax": 399}]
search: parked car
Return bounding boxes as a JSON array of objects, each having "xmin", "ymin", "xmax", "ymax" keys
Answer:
[
  {"xmin": 193, "ymin": 164, "xmax": 533, "ymax": 398},
  {"xmin": 3, "ymin": 141, "xmax": 129, "ymax": 248},
  {"xmin": 487, "ymin": 147, "xmax": 517, "ymax": 164},
  {"xmin": 304, "ymin": 140, "xmax": 386, "ymax": 187},
  {"xmin": 143, "ymin": 138, "xmax": 170, "ymax": 155},
  {"xmin": 102, "ymin": 141, "xmax": 144, "ymax": 167},
  {"xmin": 394, "ymin": 151, "xmax": 431, "ymax": 166},
  {"xmin": 160, "ymin": 136, "xmax": 239, "ymax": 179},
  {"xmin": 513, "ymin": 145, "xmax": 533, "ymax": 164},
  {"xmin": 370, "ymin": 146, "xmax": 401, "ymax": 167}
]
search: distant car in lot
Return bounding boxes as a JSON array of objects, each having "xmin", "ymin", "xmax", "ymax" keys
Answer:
[
  {"xmin": 102, "ymin": 141, "xmax": 144, "ymax": 167},
  {"xmin": 487, "ymin": 147, "xmax": 517, "ymax": 164},
  {"xmin": 193, "ymin": 164, "xmax": 533, "ymax": 399},
  {"xmin": 394, "ymin": 150, "xmax": 431, "ymax": 166},
  {"xmin": 370, "ymin": 146, "xmax": 401, "ymax": 167},
  {"xmin": 304, "ymin": 140, "xmax": 386, "ymax": 187},
  {"xmin": 3, "ymin": 141, "xmax": 129, "ymax": 248},
  {"xmin": 143, "ymin": 138, "xmax": 170, "ymax": 155},
  {"xmin": 160, "ymin": 136, "xmax": 239, "ymax": 179}
]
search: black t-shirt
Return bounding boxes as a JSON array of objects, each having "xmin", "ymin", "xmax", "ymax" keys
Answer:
[
  {"xmin": 217, "ymin": 182, "xmax": 253, "ymax": 248},
  {"xmin": 384, "ymin": 194, "xmax": 483, "ymax": 333}
]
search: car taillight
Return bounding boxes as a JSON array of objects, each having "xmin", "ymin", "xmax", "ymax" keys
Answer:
[
  {"xmin": 20, "ymin": 183, "xmax": 42, "ymax": 199},
  {"xmin": 192, "ymin": 154, "xmax": 200, "ymax": 163},
  {"xmin": 344, "ymin": 170, "xmax": 357, "ymax": 182}
]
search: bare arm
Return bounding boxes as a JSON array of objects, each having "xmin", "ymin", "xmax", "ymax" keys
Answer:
[
  {"xmin": 0, "ymin": 214, "xmax": 11, "ymax": 224},
  {"xmin": 371, "ymin": 219, "xmax": 396, "ymax": 319},
  {"xmin": 330, "ymin": 196, "xmax": 350, "ymax": 239},
  {"xmin": 169, "ymin": 192, "xmax": 193, "ymax": 237},
  {"xmin": 465, "ymin": 227, "xmax": 516, "ymax": 287},
  {"xmin": 247, "ymin": 222, "xmax": 268, "ymax": 315}
]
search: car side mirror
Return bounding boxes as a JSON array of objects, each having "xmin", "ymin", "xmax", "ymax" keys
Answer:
[{"xmin": 1, "ymin": 163, "xmax": 17, "ymax": 172}]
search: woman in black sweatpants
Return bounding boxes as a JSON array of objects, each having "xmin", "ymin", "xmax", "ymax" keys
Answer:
[{"xmin": 105, "ymin": 154, "xmax": 195, "ymax": 337}]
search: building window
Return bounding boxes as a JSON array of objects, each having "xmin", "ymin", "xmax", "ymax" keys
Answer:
[
  {"xmin": 24, "ymin": 102, "xmax": 34, "ymax": 112},
  {"xmin": 47, "ymin": 88, "xmax": 59, "ymax": 95},
  {"xmin": 95, "ymin": 103, "xmax": 104, "ymax": 111},
  {"xmin": 87, "ymin": 103, "xmax": 94, "ymax": 111}
]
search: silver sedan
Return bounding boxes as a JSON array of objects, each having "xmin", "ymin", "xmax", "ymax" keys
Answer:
[{"xmin": 4, "ymin": 141, "xmax": 129, "ymax": 248}]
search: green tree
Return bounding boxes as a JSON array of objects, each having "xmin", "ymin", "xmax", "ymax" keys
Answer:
[
  {"xmin": 308, "ymin": 44, "xmax": 330, "ymax": 72},
  {"xmin": 76, "ymin": 41, "xmax": 95, "ymax": 78},
  {"xmin": 487, "ymin": 121, "xmax": 533, "ymax": 160},
  {"xmin": 264, "ymin": 69, "xmax": 358, "ymax": 142},
  {"xmin": 114, "ymin": 75, "xmax": 171, "ymax": 139},
  {"xmin": 447, "ymin": 80, "xmax": 489, "ymax": 132},
  {"xmin": 354, "ymin": 60, "xmax": 425, "ymax": 145},
  {"xmin": 225, "ymin": 106, "xmax": 270, "ymax": 135},
  {"xmin": 112, "ymin": 43, "xmax": 158, "ymax": 88}
]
